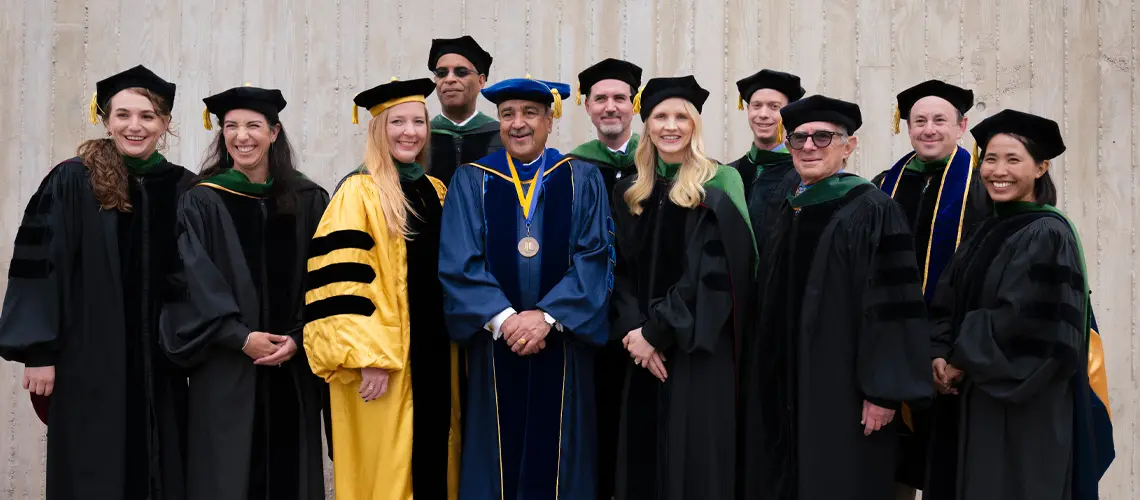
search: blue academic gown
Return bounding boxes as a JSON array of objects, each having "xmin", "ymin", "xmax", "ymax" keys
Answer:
[{"xmin": 439, "ymin": 147, "xmax": 613, "ymax": 500}]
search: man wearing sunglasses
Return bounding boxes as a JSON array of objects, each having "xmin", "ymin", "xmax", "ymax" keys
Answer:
[
  {"xmin": 427, "ymin": 35, "xmax": 504, "ymax": 185},
  {"xmin": 740, "ymin": 95, "xmax": 933, "ymax": 500}
]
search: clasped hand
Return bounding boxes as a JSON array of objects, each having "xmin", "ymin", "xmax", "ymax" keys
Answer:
[
  {"xmin": 243, "ymin": 331, "xmax": 298, "ymax": 366},
  {"xmin": 503, "ymin": 310, "xmax": 550, "ymax": 356},
  {"xmin": 931, "ymin": 358, "xmax": 964, "ymax": 395},
  {"xmin": 623, "ymin": 328, "xmax": 667, "ymax": 382}
]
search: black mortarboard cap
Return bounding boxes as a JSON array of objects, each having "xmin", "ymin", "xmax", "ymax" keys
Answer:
[
  {"xmin": 970, "ymin": 109, "xmax": 1066, "ymax": 160},
  {"xmin": 636, "ymin": 75, "xmax": 710, "ymax": 122},
  {"xmin": 202, "ymin": 85, "xmax": 287, "ymax": 130},
  {"xmin": 91, "ymin": 65, "xmax": 176, "ymax": 123},
  {"xmin": 352, "ymin": 77, "xmax": 436, "ymax": 124},
  {"xmin": 897, "ymin": 79, "xmax": 974, "ymax": 121},
  {"xmin": 428, "ymin": 36, "xmax": 493, "ymax": 76},
  {"xmin": 779, "ymin": 94, "xmax": 863, "ymax": 134},
  {"xmin": 735, "ymin": 69, "xmax": 805, "ymax": 110},
  {"xmin": 576, "ymin": 58, "xmax": 643, "ymax": 104}
]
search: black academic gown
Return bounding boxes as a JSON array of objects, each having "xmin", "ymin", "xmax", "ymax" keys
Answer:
[
  {"xmin": 870, "ymin": 161, "xmax": 991, "ymax": 489},
  {"xmin": 159, "ymin": 177, "xmax": 329, "ymax": 500},
  {"xmin": 0, "ymin": 159, "xmax": 192, "ymax": 500},
  {"xmin": 870, "ymin": 164, "xmax": 991, "ymax": 290},
  {"xmin": 926, "ymin": 207, "xmax": 1085, "ymax": 500},
  {"xmin": 429, "ymin": 118, "xmax": 503, "ymax": 186},
  {"xmin": 566, "ymin": 139, "xmax": 639, "ymax": 500},
  {"xmin": 730, "ymin": 151, "xmax": 800, "ymax": 251},
  {"xmin": 742, "ymin": 175, "xmax": 933, "ymax": 500},
  {"xmin": 610, "ymin": 170, "xmax": 755, "ymax": 500}
]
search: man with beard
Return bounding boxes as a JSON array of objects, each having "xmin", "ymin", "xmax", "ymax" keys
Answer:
[
  {"xmin": 741, "ymin": 95, "xmax": 932, "ymax": 500},
  {"xmin": 729, "ymin": 69, "xmax": 805, "ymax": 246},
  {"xmin": 439, "ymin": 77, "xmax": 612, "ymax": 500},
  {"xmin": 871, "ymin": 80, "xmax": 991, "ymax": 500},
  {"xmin": 428, "ymin": 35, "xmax": 503, "ymax": 185},
  {"xmin": 565, "ymin": 58, "xmax": 641, "ymax": 500}
]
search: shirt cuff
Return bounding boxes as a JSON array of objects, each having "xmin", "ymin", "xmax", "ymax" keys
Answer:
[
  {"xmin": 542, "ymin": 312, "xmax": 563, "ymax": 332},
  {"xmin": 485, "ymin": 307, "xmax": 517, "ymax": 340}
]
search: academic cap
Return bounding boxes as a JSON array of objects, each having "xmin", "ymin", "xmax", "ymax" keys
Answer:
[
  {"xmin": 779, "ymin": 94, "xmax": 863, "ymax": 134},
  {"xmin": 575, "ymin": 58, "xmax": 643, "ymax": 105},
  {"xmin": 481, "ymin": 77, "xmax": 571, "ymax": 119},
  {"xmin": 428, "ymin": 36, "xmax": 493, "ymax": 76},
  {"xmin": 636, "ymin": 75, "xmax": 710, "ymax": 122},
  {"xmin": 202, "ymin": 85, "xmax": 287, "ymax": 130},
  {"xmin": 735, "ymin": 69, "xmax": 805, "ymax": 110},
  {"xmin": 970, "ymin": 109, "xmax": 1066, "ymax": 160},
  {"xmin": 90, "ymin": 65, "xmax": 177, "ymax": 124},
  {"xmin": 351, "ymin": 77, "xmax": 435, "ymax": 124},
  {"xmin": 894, "ymin": 79, "xmax": 973, "ymax": 134}
]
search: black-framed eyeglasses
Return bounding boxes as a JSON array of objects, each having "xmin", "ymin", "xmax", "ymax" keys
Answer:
[
  {"xmin": 433, "ymin": 66, "xmax": 477, "ymax": 79},
  {"xmin": 786, "ymin": 131, "xmax": 845, "ymax": 150}
]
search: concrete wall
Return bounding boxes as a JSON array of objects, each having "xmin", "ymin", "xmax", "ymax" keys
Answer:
[{"xmin": 1, "ymin": 0, "xmax": 1137, "ymax": 498}]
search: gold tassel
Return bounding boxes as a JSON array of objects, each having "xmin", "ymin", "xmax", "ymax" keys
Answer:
[
  {"xmin": 551, "ymin": 89, "xmax": 563, "ymax": 119},
  {"xmin": 971, "ymin": 140, "xmax": 980, "ymax": 169},
  {"xmin": 776, "ymin": 120, "xmax": 785, "ymax": 144},
  {"xmin": 632, "ymin": 86, "xmax": 644, "ymax": 115},
  {"xmin": 391, "ymin": 76, "xmax": 399, "ymax": 82},
  {"xmin": 203, "ymin": 107, "xmax": 213, "ymax": 130},
  {"xmin": 89, "ymin": 92, "xmax": 99, "ymax": 124},
  {"xmin": 574, "ymin": 83, "xmax": 582, "ymax": 105},
  {"xmin": 352, "ymin": 104, "xmax": 359, "ymax": 124},
  {"xmin": 737, "ymin": 94, "xmax": 744, "ymax": 111},
  {"xmin": 892, "ymin": 104, "xmax": 901, "ymax": 135},
  {"xmin": 525, "ymin": 73, "xmax": 532, "ymax": 79}
]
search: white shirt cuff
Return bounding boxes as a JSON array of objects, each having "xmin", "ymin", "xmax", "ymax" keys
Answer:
[
  {"xmin": 486, "ymin": 307, "xmax": 517, "ymax": 340},
  {"xmin": 542, "ymin": 312, "xmax": 563, "ymax": 332}
]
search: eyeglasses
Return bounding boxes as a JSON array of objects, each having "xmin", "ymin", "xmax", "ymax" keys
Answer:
[
  {"xmin": 786, "ymin": 131, "xmax": 845, "ymax": 150},
  {"xmin": 433, "ymin": 66, "xmax": 477, "ymax": 79}
]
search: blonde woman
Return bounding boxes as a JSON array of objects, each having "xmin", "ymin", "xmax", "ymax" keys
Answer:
[
  {"xmin": 610, "ymin": 75, "xmax": 756, "ymax": 500},
  {"xmin": 303, "ymin": 78, "xmax": 461, "ymax": 500}
]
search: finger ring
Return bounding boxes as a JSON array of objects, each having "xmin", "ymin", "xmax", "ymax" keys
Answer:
[
  {"xmin": 635, "ymin": 359, "xmax": 641, "ymax": 366},
  {"xmin": 517, "ymin": 338, "xmax": 528, "ymax": 346}
]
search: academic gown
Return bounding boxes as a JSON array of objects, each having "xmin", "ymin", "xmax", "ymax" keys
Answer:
[
  {"xmin": 609, "ymin": 162, "xmax": 756, "ymax": 500},
  {"xmin": 439, "ymin": 148, "xmax": 613, "ymax": 500},
  {"xmin": 0, "ymin": 157, "xmax": 192, "ymax": 500},
  {"xmin": 304, "ymin": 166, "xmax": 462, "ymax": 500},
  {"xmin": 926, "ymin": 203, "xmax": 1088, "ymax": 500},
  {"xmin": 430, "ymin": 112, "xmax": 504, "ymax": 186},
  {"xmin": 566, "ymin": 134, "xmax": 640, "ymax": 500},
  {"xmin": 729, "ymin": 144, "xmax": 801, "ymax": 250},
  {"xmin": 159, "ymin": 171, "xmax": 329, "ymax": 500},
  {"xmin": 741, "ymin": 174, "xmax": 933, "ymax": 500},
  {"xmin": 871, "ymin": 147, "xmax": 991, "ymax": 489}
]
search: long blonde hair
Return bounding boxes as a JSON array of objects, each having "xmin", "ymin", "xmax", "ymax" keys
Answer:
[
  {"xmin": 624, "ymin": 100, "xmax": 718, "ymax": 215},
  {"xmin": 362, "ymin": 104, "xmax": 430, "ymax": 237}
]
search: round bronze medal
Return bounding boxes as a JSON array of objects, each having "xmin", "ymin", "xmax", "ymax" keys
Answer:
[{"xmin": 518, "ymin": 236, "xmax": 540, "ymax": 258}]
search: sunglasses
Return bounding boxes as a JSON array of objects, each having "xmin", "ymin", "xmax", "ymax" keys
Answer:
[
  {"xmin": 433, "ymin": 67, "xmax": 477, "ymax": 79},
  {"xmin": 786, "ymin": 131, "xmax": 845, "ymax": 150}
]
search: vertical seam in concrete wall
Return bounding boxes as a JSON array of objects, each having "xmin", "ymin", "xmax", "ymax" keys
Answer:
[
  {"xmin": 1062, "ymin": 0, "xmax": 1070, "ymax": 208},
  {"xmin": 525, "ymin": 0, "xmax": 531, "ymax": 74},
  {"xmin": 1094, "ymin": 0, "xmax": 1103, "ymax": 299},
  {"xmin": 363, "ymin": 0, "xmax": 370, "ymax": 84},
  {"xmin": 994, "ymin": 0, "xmax": 1002, "ymax": 105},
  {"xmin": 720, "ymin": 0, "xmax": 728, "ymax": 155},
  {"xmin": 1027, "ymin": 0, "xmax": 1035, "ymax": 110},
  {"xmin": 1132, "ymin": 0, "xmax": 1139, "ymax": 494}
]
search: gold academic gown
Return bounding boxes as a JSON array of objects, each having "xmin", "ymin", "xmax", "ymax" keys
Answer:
[{"xmin": 304, "ymin": 173, "xmax": 461, "ymax": 500}]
